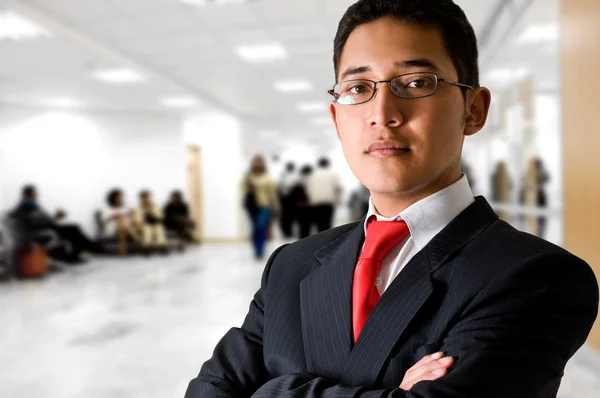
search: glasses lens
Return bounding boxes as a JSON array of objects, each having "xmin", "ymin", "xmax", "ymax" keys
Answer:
[
  {"xmin": 391, "ymin": 73, "xmax": 438, "ymax": 98},
  {"xmin": 334, "ymin": 80, "xmax": 375, "ymax": 105}
]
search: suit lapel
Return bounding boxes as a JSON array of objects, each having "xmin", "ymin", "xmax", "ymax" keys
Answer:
[
  {"xmin": 341, "ymin": 196, "xmax": 498, "ymax": 386},
  {"xmin": 300, "ymin": 221, "xmax": 364, "ymax": 378}
]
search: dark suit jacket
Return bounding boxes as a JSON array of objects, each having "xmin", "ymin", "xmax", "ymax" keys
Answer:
[{"xmin": 185, "ymin": 197, "xmax": 599, "ymax": 397}]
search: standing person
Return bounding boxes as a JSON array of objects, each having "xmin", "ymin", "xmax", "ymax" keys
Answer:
[
  {"xmin": 164, "ymin": 190, "xmax": 196, "ymax": 243},
  {"xmin": 186, "ymin": 1, "xmax": 598, "ymax": 396},
  {"xmin": 290, "ymin": 165, "xmax": 314, "ymax": 239},
  {"xmin": 244, "ymin": 155, "xmax": 281, "ymax": 259},
  {"xmin": 133, "ymin": 191, "xmax": 168, "ymax": 254},
  {"xmin": 277, "ymin": 162, "xmax": 298, "ymax": 239},
  {"xmin": 306, "ymin": 157, "xmax": 342, "ymax": 232}
]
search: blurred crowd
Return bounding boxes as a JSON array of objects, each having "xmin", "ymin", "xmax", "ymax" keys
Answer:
[{"xmin": 0, "ymin": 185, "xmax": 198, "ymax": 280}]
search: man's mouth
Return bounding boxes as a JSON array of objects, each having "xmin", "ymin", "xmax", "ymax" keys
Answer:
[{"xmin": 366, "ymin": 141, "xmax": 411, "ymax": 158}]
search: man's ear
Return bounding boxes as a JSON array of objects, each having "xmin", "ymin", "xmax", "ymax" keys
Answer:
[
  {"xmin": 329, "ymin": 101, "xmax": 341, "ymax": 140},
  {"xmin": 464, "ymin": 87, "xmax": 491, "ymax": 137}
]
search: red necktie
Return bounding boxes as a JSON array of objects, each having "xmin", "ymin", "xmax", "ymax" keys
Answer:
[{"xmin": 352, "ymin": 217, "xmax": 410, "ymax": 342}]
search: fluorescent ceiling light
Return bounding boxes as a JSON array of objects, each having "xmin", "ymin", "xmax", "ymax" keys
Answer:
[
  {"xmin": 518, "ymin": 24, "xmax": 558, "ymax": 44},
  {"xmin": 0, "ymin": 11, "xmax": 51, "ymax": 41},
  {"xmin": 40, "ymin": 97, "xmax": 83, "ymax": 108},
  {"xmin": 297, "ymin": 101, "xmax": 327, "ymax": 113},
  {"xmin": 91, "ymin": 68, "xmax": 146, "ymax": 84},
  {"xmin": 161, "ymin": 97, "xmax": 198, "ymax": 108},
  {"xmin": 274, "ymin": 80, "xmax": 313, "ymax": 94},
  {"xmin": 310, "ymin": 117, "xmax": 333, "ymax": 126},
  {"xmin": 235, "ymin": 43, "xmax": 287, "ymax": 63},
  {"xmin": 181, "ymin": 0, "xmax": 246, "ymax": 5}
]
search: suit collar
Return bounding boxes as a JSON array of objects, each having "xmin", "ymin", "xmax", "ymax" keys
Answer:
[
  {"xmin": 302, "ymin": 197, "xmax": 497, "ymax": 385},
  {"xmin": 299, "ymin": 222, "xmax": 364, "ymax": 377}
]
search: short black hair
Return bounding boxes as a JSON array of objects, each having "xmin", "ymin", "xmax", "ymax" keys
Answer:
[
  {"xmin": 318, "ymin": 157, "xmax": 330, "ymax": 168},
  {"xmin": 139, "ymin": 190, "xmax": 150, "ymax": 200},
  {"xmin": 333, "ymin": 0, "xmax": 479, "ymax": 88},
  {"xmin": 106, "ymin": 189, "xmax": 123, "ymax": 207},
  {"xmin": 22, "ymin": 184, "xmax": 36, "ymax": 198}
]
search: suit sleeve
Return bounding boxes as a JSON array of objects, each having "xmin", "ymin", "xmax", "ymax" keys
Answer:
[
  {"xmin": 184, "ymin": 244, "xmax": 288, "ymax": 398},
  {"xmin": 250, "ymin": 252, "xmax": 599, "ymax": 398}
]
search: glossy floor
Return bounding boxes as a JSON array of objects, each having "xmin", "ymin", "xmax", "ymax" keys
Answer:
[{"xmin": 0, "ymin": 242, "xmax": 599, "ymax": 397}]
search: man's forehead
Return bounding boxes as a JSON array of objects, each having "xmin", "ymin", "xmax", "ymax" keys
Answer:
[{"xmin": 338, "ymin": 19, "xmax": 454, "ymax": 79}]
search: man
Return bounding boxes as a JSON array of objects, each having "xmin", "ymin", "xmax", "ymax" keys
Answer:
[
  {"xmin": 185, "ymin": 0, "xmax": 599, "ymax": 397},
  {"xmin": 278, "ymin": 162, "xmax": 299, "ymax": 239},
  {"xmin": 11, "ymin": 185, "xmax": 101, "ymax": 263},
  {"xmin": 164, "ymin": 190, "xmax": 196, "ymax": 243},
  {"xmin": 306, "ymin": 157, "xmax": 342, "ymax": 233}
]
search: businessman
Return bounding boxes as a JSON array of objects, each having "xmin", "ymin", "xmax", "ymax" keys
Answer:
[{"xmin": 185, "ymin": 0, "xmax": 599, "ymax": 396}]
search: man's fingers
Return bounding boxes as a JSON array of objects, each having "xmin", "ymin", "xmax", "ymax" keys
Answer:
[{"xmin": 400, "ymin": 355, "xmax": 454, "ymax": 390}]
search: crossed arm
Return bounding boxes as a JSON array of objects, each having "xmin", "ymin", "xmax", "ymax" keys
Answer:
[{"xmin": 185, "ymin": 251, "xmax": 598, "ymax": 398}]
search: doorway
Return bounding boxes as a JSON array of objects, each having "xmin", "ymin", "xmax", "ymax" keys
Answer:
[{"xmin": 186, "ymin": 146, "xmax": 203, "ymax": 241}]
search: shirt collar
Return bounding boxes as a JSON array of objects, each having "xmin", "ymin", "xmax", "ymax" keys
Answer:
[{"xmin": 364, "ymin": 174, "xmax": 475, "ymax": 250}]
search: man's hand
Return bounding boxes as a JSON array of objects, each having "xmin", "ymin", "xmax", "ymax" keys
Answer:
[{"xmin": 400, "ymin": 352, "xmax": 454, "ymax": 391}]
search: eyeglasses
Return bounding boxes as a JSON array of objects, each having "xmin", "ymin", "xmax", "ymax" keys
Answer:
[{"xmin": 327, "ymin": 72, "xmax": 474, "ymax": 105}]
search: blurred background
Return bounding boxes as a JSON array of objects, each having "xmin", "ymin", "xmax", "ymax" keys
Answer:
[{"xmin": 0, "ymin": 0, "xmax": 598, "ymax": 397}]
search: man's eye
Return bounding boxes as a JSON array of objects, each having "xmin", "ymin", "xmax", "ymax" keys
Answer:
[
  {"xmin": 406, "ymin": 79, "xmax": 429, "ymax": 88},
  {"xmin": 349, "ymin": 85, "xmax": 368, "ymax": 94}
]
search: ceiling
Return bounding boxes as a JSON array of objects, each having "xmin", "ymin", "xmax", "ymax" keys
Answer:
[{"xmin": 0, "ymin": 0, "xmax": 559, "ymax": 151}]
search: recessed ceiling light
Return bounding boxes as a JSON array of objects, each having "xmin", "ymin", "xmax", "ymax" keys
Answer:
[
  {"xmin": 517, "ymin": 24, "xmax": 558, "ymax": 44},
  {"xmin": 310, "ymin": 117, "xmax": 333, "ymax": 126},
  {"xmin": 297, "ymin": 102, "xmax": 327, "ymax": 113},
  {"xmin": 274, "ymin": 80, "xmax": 313, "ymax": 94},
  {"xmin": 235, "ymin": 43, "xmax": 287, "ymax": 63},
  {"xmin": 91, "ymin": 68, "xmax": 146, "ymax": 84},
  {"xmin": 161, "ymin": 97, "xmax": 198, "ymax": 108},
  {"xmin": 0, "ymin": 11, "xmax": 51, "ymax": 41},
  {"xmin": 40, "ymin": 97, "xmax": 83, "ymax": 108}
]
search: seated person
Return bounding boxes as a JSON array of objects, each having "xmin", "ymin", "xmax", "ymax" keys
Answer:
[
  {"xmin": 101, "ymin": 189, "xmax": 140, "ymax": 249},
  {"xmin": 11, "ymin": 184, "xmax": 101, "ymax": 263},
  {"xmin": 163, "ymin": 190, "xmax": 196, "ymax": 242},
  {"xmin": 132, "ymin": 191, "xmax": 168, "ymax": 254}
]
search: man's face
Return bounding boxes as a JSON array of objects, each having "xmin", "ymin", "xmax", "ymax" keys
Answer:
[{"xmin": 330, "ymin": 17, "xmax": 484, "ymax": 203}]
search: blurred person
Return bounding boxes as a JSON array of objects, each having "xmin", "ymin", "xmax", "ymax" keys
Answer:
[
  {"xmin": 277, "ymin": 162, "xmax": 299, "ymax": 239},
  {"xmin": 101, "ymin": 189, "xmax": 140, "ymax": 243},
  {"xmin": 306, "ymin": 157, "xmax": 342, "ymax": 232},
  {"xmin": 348, "ymin": 184, "xmax": 370, "ymax": 221},
  {"xmin": 133, "ymin": 190, "xmax": 168, "ymax": 254},
  {"xmin": 290, "ymin": 165, "xmax": 313, "ymax": 239},
  {"xmin": 186, "ymin": 1, "xmax": 598, "ymax": 397},
  {"xmin": 11, "ymin": 185, "xmax": 101, "ymax": 263},
  {"xmin": 164, "ymin": 190, "xmax": 196, "ymax": 243},
  {"xmin": 243, "ymin": 155, "xmax": 281, "ymax": 259},
  {"xmin": 519, "ymin": 157, "xmax": 550, "ymax": 239}
]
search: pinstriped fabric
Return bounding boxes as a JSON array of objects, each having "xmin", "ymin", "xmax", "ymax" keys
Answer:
[{"xmin": 185, "ymin": 197, "xmax": 599, "ymax": 397}]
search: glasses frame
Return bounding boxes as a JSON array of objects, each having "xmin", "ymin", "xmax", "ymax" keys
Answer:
[{"xmin": 327, "ymin": 72, "xmax": 475, "ymax": 105}]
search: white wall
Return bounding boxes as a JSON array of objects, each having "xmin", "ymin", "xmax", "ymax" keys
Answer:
[
  {"xmin": 184, "ymin": 112, "xmax": 245, "ymax": 240},
  {"xmin": 0, "ymin": 108, "xmax": 185, "ymax": 235}
]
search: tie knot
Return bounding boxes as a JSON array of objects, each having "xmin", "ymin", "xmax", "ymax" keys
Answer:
[{"xmin": 362, "ymin": 217, "xmax": 410, "ymax": 260}]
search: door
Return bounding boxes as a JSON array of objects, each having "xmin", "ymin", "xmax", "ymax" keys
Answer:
[{"xmin": 186, "ymin": 146, "xmax": 203, "ymax": 241}]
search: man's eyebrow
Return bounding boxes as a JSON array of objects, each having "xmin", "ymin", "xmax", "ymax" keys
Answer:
[
  {"xmin": 395, "ymin": 59, "xmax": 440, "ymax": 71},
  {"xmin": 340, "ymin": 66, "xmax": 371, "ymax": 80},
  {"xmin": 339, "ymin": 59, "xmax": 440, "ymax": 81}
]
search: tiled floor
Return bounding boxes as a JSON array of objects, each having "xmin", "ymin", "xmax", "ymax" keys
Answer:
[{"xmin": 0, "ymin": 242, "xmax": 599, "ymax": 398}]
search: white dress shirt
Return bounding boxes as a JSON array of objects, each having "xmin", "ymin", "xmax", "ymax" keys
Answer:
[{"xmin": 363, "ymin": 174, "xmax": 475, "ymax": 295}]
